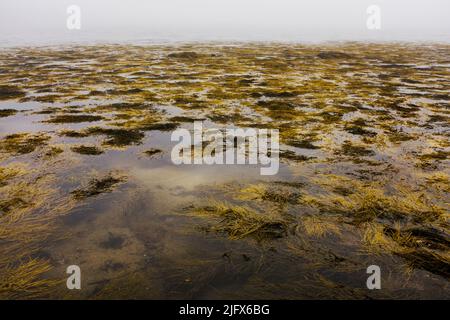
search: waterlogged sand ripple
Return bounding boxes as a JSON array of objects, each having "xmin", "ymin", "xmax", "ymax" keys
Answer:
[{"xmin": 0, "ymin": 43, "xmax": 449, "ymax": 299}]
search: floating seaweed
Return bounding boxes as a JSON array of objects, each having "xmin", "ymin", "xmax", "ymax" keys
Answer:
[
  {"xmin": 189, "ymin": 202, "xmax": 291, "ymax": 240},
  {"xmin": 0, "ymin": 109, "xmax": 18, "ymax": 118},
  {"xmin": 71, "ymin": 172, "xmax": 126, "ymax": 199},
  {"xmin": 71, "ymin": 145, "xmax": 104, "ymax": 155},
  {"xmin": 0, "ymin": 133, "xmax": 51, "ymax": 155},
  {"xmin": 0, "ymin": 43, "xmax": 449, "ymax": 299}
]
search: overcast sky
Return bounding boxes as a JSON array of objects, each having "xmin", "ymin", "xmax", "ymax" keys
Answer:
[{"xmin": 1, "ymin": 0, "xmax": 449, "ymax": 45}]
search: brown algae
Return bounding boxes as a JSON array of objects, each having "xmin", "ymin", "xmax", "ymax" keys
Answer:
[{"xmin": 0, "ymin": 42, "xmax": 448, "ymax": 299}]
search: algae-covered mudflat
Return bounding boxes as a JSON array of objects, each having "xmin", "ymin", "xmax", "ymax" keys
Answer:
[{"xmin": 0, "ymin": 43, "xmax": 449, "ymax": 299}]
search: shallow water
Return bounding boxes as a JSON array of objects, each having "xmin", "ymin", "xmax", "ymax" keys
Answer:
[{"xmin": 0, "ymin": 43, "xmax": 449, "ymax": 299}]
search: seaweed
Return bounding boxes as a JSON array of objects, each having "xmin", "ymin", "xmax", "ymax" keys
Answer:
[
  {"xmin": 397, "ymin": 250, "xmax": 450, "ymax": 279},
  {"xmin": 168, "ymin": 51, "xmax": 199, "ymax": 59},
  {"xmin": 419, "ymin": 150, "xmax": 449, "ymax": 161},
  {"xmin": 0, "ymin": 85, "xmax": 25, "ymax": 100},
  {"xmin": 43, "ymin": 146, "xmax": 64, "ymax": 158},
  {"xmin": 86, "ymin": 127, "xmax": 145, "ymax": 147},
  {"xmin": 238, "ymin": 183, "xmax": 300, "ymax": 205},
  {"xmin": 1, "ymin": 43, "xmax": 449, "ymax": 298},
  {"xmin": 0, "ymin": 109, "xmax": 18, "ymax": 118},
  {"xmin": 44, "ymin": 114, "xmax": 104, "ymax": 124},
  {"xmin": 284, "ymin": 139, "xmax": 320, "ymax": 149},
  {"xmin": 339, "ymin": 141, "xmax": 375, "ymax": 157},
  {"xmin": 169, "ymin": 116, "xmax": 204, "ymax": 122},
  {"xmin": 71, "ymin": 173, "xmax": 125, "ymax": 199},
  {"xmin": 99, "ymin": 232, "xmax": 125, "ymax": 250},
  {"xmin": 384, "ymin": 227, "xmax": 450, "ymax": 251},
  {"xmin": 0, "ymin": 133, "xmax": 51, "ymax": 155},
  {"xmin": 207, "ymin": 112, "xmax": 252, "ymax": 124},
  {"xmin": 0, "ymin": 259, "xmax": 60, "ymax": 299},
  {"xmin": 71, "ymin": 145, "xmax": 104, "ymax": 155},
  {"xmin": 317, "ymin": 51, "xmax": 353, "ymax": 59},
  {"xmin": 58, "ymin": 130, "xmax": 90, "ymax": 138},
  {"xmin": 345, "ymin": 126, "xmax": 377, "ymax": 137},
  {"xmin": 0, "ymin": 165, "xmax": 27, "ymax": 187},
  {"xmin": 142, "ymin": 148, "xmax": 162, "ymax": 157},
  {"xmin": 138, "ymin": 122, "xmax": 180, "ymax": 131},
  {"xmin": 280, "ymin": 150, "xmax": 314, "ymax": 161},
  {"xmin": 190, "ymin": 202, "xmax": 290, "ymax": 240}
]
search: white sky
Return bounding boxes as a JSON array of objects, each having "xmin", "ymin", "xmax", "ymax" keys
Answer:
[{"xmin": 1, "ymin": 0, "xmax": 449, "ymax": 45}]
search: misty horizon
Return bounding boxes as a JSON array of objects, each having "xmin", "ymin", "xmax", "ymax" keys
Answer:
[{"xmin": 1, "ymin": 0, "xmax": 449, "ymax": 46}]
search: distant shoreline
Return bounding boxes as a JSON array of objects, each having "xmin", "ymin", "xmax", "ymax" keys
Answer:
[{"xmin": 1, "ymin": 39, "xmax": 450, "ymax": 50}]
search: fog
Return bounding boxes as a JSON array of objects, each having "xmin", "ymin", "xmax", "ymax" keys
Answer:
[{"xmin": 1, "ymin": 0, "xmax": 449, "ymax": 46}]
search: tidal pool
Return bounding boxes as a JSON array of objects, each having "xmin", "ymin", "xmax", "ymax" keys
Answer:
[{"xmin": 0, "ymin": 43, "xmax": 449, "ymax": 299}]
